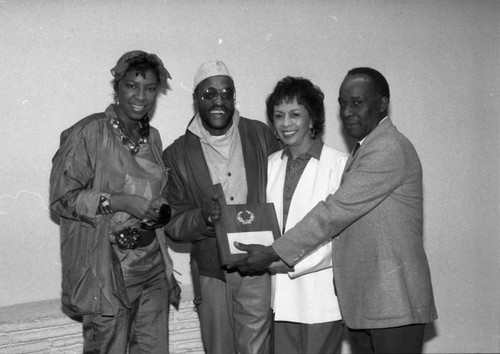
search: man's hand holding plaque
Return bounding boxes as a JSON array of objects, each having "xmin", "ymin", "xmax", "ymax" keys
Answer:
[
  {"xmin": 213, "ymin": 203, "xmax": 281, "ymax": 267},
  {"xmin": 226, "ymin": 242, "xmax": 282, "ymax": 275},
  {"xmin": 202, "ymin": 194, "xmax": 222, "ymax": 228}
]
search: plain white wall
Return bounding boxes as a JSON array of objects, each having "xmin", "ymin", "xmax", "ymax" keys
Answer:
[{"xmin": 1, "ymin": 0, "xmax": 498, "ymax": 352}]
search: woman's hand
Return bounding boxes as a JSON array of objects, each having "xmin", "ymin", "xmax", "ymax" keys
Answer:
[
  {"xmin": 149, "ymin": 195, "xmax": 169, "ymax": 215},
  {"xmin": 110, "ymin": 194, "xmax": 167, "ymax": 221},
  {"xmin": 268, "ymin": 260, "xmax": 294, "ymax": 274}
]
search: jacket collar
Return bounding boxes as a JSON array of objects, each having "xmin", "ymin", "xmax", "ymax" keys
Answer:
[
  {"xmin": 344, "ymin": 118, "xmax": 394, "ymax": 172},
  {"xmin": 183, "ymin": 116, "xmax": 263, "ymax": 204}
]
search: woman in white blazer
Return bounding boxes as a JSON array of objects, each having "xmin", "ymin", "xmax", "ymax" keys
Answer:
[{"xmin": 265, "ymin": 77, "xmax": 348, "ymax": 354}]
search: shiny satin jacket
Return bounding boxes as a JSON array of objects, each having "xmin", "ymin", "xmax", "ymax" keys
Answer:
[
  {"xmin": 163, "ymin": 117, "xmax": 280, "ymax": 281},
  {"xmin": 50, "ymin": 105, "xmax": 180, "ymax": 316},
  {"xmin": 274, "ymin": 118, "xmax": 437, "ymax": 329}
]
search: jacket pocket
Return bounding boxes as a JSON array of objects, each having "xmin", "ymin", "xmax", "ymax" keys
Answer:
[
  {"xmin": 360, "ymin": 259, "xmax": 410, "ymax": 320},
  {"xmin": 62, "ymin": 266, "xmax": 101, "ymax": 315}
]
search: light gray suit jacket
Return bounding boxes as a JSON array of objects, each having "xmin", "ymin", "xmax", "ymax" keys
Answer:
[{"xmin": 273, "ymin": 118, "xmax": 437, "ymax": 329}]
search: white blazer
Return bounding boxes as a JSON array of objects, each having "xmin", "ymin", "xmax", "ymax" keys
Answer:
[{"xmin": 268, "ymin": 144, "xmax": 348, "ymax": 324}]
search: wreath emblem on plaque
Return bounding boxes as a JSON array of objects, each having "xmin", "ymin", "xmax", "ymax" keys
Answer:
[{"xmin": 237, "ymin": 210, "xmax": 255, "ymax": 225}]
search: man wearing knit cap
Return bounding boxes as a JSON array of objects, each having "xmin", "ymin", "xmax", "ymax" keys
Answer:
[{"xmin": 163, "ymin": 60, "xmax": 280, "ymax": 354}]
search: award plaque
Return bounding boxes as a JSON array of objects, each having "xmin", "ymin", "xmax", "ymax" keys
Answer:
[{"xmin": 214, "ymin": 203, "xmax": 281, "ymax": 266}]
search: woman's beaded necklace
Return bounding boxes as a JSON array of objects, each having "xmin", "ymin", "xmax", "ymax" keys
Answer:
[{"xmin": 110, "ymin": 117, "xmax": 149, "ymax": 154}]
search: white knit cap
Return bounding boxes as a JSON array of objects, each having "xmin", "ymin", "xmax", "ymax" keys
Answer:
[{"xmin": 193, "ymin": 60, "xmax": 232, "ymax": 90}]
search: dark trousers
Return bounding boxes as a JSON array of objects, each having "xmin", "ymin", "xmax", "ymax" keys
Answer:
[
  {"xmin": 348, "ymin": 323, "xmax": 426, "ymax": 354},
  {"xmin": 273, "ymin": 320, "xmax": 343, "ymax": 354}
]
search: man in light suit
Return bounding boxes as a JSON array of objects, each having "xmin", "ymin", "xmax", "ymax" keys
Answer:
[{"xmin": 229, "ymin": 67, "xmax": 437, "ymax": 353}]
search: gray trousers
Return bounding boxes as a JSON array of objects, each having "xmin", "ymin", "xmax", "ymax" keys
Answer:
[
  {"xmin": 82, "ymin": 270, "xmax": 170, "ymax": 354},
  {"xmin": 197, "ymin": 272, "xmax": 272, "ymax": 354},
  {"xmin": 83, "ymin": 245, "xmax": 170, "ymax": 354}
]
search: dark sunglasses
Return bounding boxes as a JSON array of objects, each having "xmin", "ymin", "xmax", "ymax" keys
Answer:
[{"xmin": 199, "ymin": 87, "xmax": 236, "ymax": 101}]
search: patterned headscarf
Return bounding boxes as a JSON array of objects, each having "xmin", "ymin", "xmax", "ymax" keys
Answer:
[{"xmin": 110, "ymin": 50, "xmax": 171, "ymax": 89}]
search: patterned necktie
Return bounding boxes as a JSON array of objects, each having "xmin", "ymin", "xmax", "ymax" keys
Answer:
[{"xmin": 352, "ymin": 143, "xmax": 361, "ymax": 157}]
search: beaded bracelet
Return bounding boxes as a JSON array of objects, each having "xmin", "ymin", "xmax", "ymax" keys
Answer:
[{"xmin": 98, "ymin": 193, "xmax": 113, "ymax": 215}]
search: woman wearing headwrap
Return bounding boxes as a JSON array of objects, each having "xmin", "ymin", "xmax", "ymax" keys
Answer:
[{"xmin": 50, "ymin": 50, "xmax": 180, "ymax": 353}]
